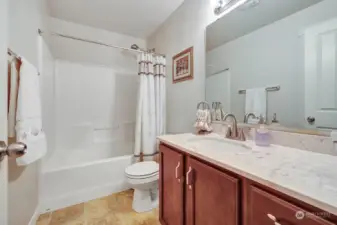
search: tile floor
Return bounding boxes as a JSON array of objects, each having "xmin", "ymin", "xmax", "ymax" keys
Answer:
[{"xmin": 36, "ymin": 190, "xmax": 160, "ymax": 225}]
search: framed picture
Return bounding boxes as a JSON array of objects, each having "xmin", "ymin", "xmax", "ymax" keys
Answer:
[{"xmin": 172, "ymin": 47, "xmax": 194, "ymax": 83}]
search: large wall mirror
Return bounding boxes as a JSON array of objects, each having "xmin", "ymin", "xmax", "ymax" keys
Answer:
[{"xmin": 206, "ymin": 0, "xmax": 337, "ymax": 131}]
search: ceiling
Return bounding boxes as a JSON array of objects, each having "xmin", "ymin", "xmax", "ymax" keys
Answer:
[
  {"xmin": 207, "ymin": 0, "xmax": 323, "ymax": 51},
  {"xmin": 47, "ymin": 0, "xmax": 184, "ymax": 39}
]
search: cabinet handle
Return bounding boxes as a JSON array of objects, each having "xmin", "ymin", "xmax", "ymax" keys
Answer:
[
  {"xmin": 175, "ymin": 162, "xmax": 181, "ymax": 182},
  {"xmin": 186, "ymin": 167, "xmax": 192, "ymax": 189},
  {"xmin": 267, "ymin": 214, "xmax": 281, "ymax": 225}
]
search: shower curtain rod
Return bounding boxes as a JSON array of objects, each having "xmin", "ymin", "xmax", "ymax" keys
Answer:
[{"xmin": 38, "ymin": 29, "xmax": 166, "ymax": 57}]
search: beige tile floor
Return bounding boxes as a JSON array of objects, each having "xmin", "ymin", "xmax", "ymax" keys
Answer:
[{"xmin": 36, "ymin": 190, "xmax": 160, "ymax": 225}]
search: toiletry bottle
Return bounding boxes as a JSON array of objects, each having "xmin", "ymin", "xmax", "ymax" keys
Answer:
[
  {"xmin": 255, "ymin": 125, "xmax": 271, "ymax": 146},
  {"xmin": 270, "ymin": 113, "xmax": 281, "ymax": 127}
]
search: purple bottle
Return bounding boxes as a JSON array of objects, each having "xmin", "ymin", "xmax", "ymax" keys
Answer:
[{"xmin": 255, "ymin": 125, "xmax": 271, "ymax": 146}]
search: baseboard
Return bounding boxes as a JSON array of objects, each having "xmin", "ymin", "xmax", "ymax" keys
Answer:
[
  {"xmin": 39, "ymin": 181, "xmax": 130, "ymax": 213},
  {"xmin": 28, "ymin": 208, "xmax": 40, "ymax": 225}
]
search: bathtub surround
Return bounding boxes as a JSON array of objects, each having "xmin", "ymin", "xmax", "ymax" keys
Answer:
[
  {"xmin": 45, "ymin": 60, "xmax": 138, "ymax": 170},
  {"xmin": 42, "ymin": 18, "xmax": 146, "ymax": 171},
  {"xmin": 134, "ymin": 53, "xmax": 166, "ymax": 161},
  {"xmin": 37, "ymin": 189, "xmax": 160, "ymax": 225},
  {"xmin": 38, "ymin": 17, "xmax": 148, "ymax": 213}
]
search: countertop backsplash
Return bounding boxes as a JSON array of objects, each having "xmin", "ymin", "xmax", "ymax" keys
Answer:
[{"xmin": 211, "ymin": 123, "xmax": 337, "ymax": 156}]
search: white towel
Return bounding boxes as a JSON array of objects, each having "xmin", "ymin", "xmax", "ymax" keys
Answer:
[
  {"xmin": 245, "ymin": 88, "xmax": 266, "ymax": 124},
  {"xmin": 8, "ymin": 59, "xmax": 19, "ymax": 138},
  {"xmin": 194, "ymin": 109, "xmax": 212, "ymax": 132},
  {"xmin": 331, "ymin": 131, "xmax": 337, "ymax": 142},
  {"xmin": 16, "ymin": 58, "xmax": 47, "ymax": 166}
]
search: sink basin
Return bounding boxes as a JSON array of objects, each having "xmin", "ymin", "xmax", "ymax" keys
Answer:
[{"xmin": 186, "ymin": 136, "xmax": 251, "ymax": 153}]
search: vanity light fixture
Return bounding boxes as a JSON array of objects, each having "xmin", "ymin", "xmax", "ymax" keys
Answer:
[{"xmin": 214, "ymin": 0, "xmax": 248, "ymax": 16}]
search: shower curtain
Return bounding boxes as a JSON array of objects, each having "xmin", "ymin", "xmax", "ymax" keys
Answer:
[{"xmin": 134, "ymin": 53, "xmax": 166, "ymax": 161}]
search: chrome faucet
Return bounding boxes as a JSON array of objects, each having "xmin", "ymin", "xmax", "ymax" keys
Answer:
[
  {"xmin": 223, "ymin": 113, "xmax": 246, "ymax": 141},
  {"xmin": 244, "ymin": 113, "xmax": 257, "ymax": 123}
]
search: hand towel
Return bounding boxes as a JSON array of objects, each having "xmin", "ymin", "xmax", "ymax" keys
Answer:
[
  {"xmin": 331, "ymin": 130, "xmax": 337, "ymax": 142},
  {"xmin": 15, "ymin": 58, "xmax": 47, "ymax": 166},
  {"xmin": 245, "ymin": 88, "xmax": 266, "ymax": 124},
  {"xmin": 194, "ymin": 109, "xmax": 212, "ymax": 132},
  {"xmin": 8, "ymin": 59, "xmax": 19, "ymax": 138}
]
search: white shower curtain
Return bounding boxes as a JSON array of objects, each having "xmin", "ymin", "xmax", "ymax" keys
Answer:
[{"xmin": 134, "ymin": 53, "xmax": 166, "ymax": 161}]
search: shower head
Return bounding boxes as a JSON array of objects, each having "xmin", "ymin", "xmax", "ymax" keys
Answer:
[{"xmin": 131, "ymin": 44, "xmax": 139, "ymax": 50}]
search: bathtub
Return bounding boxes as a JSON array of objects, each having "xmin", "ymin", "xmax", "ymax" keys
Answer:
[{"xmin": 39, "ymin": 154, "xmax": 133, "ymax": 213}]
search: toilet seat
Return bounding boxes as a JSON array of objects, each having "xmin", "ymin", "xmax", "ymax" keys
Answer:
[{"xmin": 125, "ymin": 161, "xmax": 159, "ymax": 179}]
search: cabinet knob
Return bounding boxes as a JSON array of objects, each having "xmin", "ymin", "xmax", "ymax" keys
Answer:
[{"xmin": 267, "ymin": 214, "xmax": 281, "ymax": 225}]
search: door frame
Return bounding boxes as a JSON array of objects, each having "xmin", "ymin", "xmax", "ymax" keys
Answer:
[{"xmin": 0, "ymin": 0, "xmax": 9, "ymax": 224}]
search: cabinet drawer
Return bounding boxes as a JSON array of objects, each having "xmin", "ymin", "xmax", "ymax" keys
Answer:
[{"xmin": 248, "ymin": 186, "xmax": 334, "ymax": 225}]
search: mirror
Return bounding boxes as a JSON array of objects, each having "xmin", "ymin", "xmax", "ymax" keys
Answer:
[{"xmin": 206, "ymin": 0, "xmax": 337, "ymax": 131}]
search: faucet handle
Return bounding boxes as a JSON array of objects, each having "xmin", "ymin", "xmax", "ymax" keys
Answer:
[
  {"xmin": 258, "ymin": 114, "xmax": 265, "ymax": 124},
  {"xmin": 225, "ymin": 126, "xmax": 232, "ymax": 138},
  {"xmin": 238, "ymin": 128, "xmax": 246, "ymax": 141}
]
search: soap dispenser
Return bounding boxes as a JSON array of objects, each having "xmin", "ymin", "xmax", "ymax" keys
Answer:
[{"xmin": 255, "ymin": 122, "xmax": 271, "ymax": 147}]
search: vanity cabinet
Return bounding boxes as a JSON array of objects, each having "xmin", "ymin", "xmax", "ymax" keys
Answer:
[
  {"xmin": 185, "ymin": 157, "xmax": 239, "ymax": 225},
  {"xmin": 247, "ymin": 186, "xmax": 334, "ymax": 225},
  {"xmin": 159, "ymin": 144, "xmax": 239, "ymax": 225},
  {"xmin": 159, "ymin": 143, "xmax": 337, "ymax": 225},
  {"xmin": 159, "ymin": 145, "xmax": 184, "ymax": 225}
]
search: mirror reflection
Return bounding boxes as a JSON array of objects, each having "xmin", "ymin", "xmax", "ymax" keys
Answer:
[{"xmin": 206, "ymin": 0, "xmax": 337, "ymax": 130}]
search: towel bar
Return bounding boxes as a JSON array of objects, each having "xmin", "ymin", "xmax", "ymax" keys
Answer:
[{"xmin": 238, "ymin": 85, "xmax": 280, "ymax": 94}]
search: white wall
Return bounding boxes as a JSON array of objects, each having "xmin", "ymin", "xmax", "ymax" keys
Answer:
[
  {"xmin": 147, "ymin": 0, "xmax": 218, "ymax": 133},
  {"xmin": 206, "ymin": 0, "xmax": 337, "ymax": 128},
  {"xmin": 8, "ymin": 0, "xmax": 50, "ymax": 224}
]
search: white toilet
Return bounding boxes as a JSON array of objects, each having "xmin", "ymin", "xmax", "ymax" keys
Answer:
[{"xmin": 125, "ymin": 161, "xmax": 159, "ymax": 213}]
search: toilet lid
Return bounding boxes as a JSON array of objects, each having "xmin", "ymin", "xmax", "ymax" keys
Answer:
[{"xmin": 125, "ymin": 161, "xmax": 159, "ymax": 178}]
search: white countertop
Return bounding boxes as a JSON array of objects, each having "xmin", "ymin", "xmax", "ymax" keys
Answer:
[{"xmin": 158, "ymin": 133, "xmax": 337, "ymax": 215}]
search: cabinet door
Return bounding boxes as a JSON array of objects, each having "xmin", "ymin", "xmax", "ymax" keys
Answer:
[
  {"xmin": 159, "ymin": 145, "xmax": 184, "ymax": 225},
  {"xmin": 186, "ymin": 157, "xmax": 239, "ymax": 225},
  {"xmin": 247, "ymin": 186, "xmax": 335, "ymax": 225}
]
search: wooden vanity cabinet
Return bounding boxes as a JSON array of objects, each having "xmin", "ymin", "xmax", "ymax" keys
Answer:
[
  {"xmin": 159, "ymin": 144, "xmax": 239, "ymax": 225},
  {"xmin": 159, "ymin": 144, "xmax": 336, "ymax": 225},
  {"xmin": 159, "ymin": 145, "xmax": 184, "ymax": 225},
  {"xmin": 185, "ymin": 157, "xmax": 239, "ymax": 225},
  {"xmin": 246, "ymin": 186, "xmax": 335, "ymax": 225}
]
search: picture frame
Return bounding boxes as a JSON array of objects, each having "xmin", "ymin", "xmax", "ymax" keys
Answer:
[{"xmin": 172, "ymin": 47, "xmax": 194, "ymax": 83}]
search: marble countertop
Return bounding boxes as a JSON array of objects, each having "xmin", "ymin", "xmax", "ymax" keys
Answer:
[{"xmin": 158, "ymin": 133, "xmax": 337, "ymax": 215}]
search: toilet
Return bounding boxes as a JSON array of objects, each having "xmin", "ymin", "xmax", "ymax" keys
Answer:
[{"xmin": 125, "ymin": 161, "xmax": 159, "ymax": 213}]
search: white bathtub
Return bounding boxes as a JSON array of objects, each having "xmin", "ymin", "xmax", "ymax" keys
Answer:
[{"xmin": 39, "ymin": 155, "xmax": 133, "ymax": 213}]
